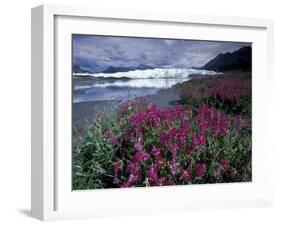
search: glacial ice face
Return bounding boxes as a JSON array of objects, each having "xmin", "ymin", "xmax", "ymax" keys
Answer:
[{"xmin": 73, "ymin": 68, "xmax": 218, "ymax": 79}]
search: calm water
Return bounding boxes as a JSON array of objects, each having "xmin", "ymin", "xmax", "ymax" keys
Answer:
[{"xmin": 73, "ymin": 77, "xmax": 190, "ymax": 103}]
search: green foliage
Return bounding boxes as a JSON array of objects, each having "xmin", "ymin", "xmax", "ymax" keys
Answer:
[
  {"xmin": 72, "ymin": 114, "xmax": 121, "ymax": 190},
  {"xmin": 179, "ymin": 74, "xmax": 252, "ymax": 116},
  {"xmin": 73, "ymin": 74, "xmax": 252, "ymax": 189}
]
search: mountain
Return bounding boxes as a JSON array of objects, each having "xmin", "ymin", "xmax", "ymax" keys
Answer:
[
  {"xmin": 202, "ymin": 46, "xmax": 252, "ymax": 72},
  {"xmin": 73, "ymin": 65, "xmax": 91, "ymax": 73},
  {"xmin": 136, "ymin": 64, "xmax": 155, "ymax": 70},
  {"xmin": 101, "ymin": 64, "xmax": 154, "ymax": 73}
]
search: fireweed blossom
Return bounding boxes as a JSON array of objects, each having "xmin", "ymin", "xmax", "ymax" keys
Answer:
[
  {"xmin": 104, "ymin": 130, "xmax": 120, "ymax": 145},
  {"xmin": 121, "ymin": 174, "xmax": 138, "ymax": 188},
  {"xmin": 196, "ymin": 105, "xmax": 229, "ymax": 137},
  {"xmin": 134, "ymin": 137, "xmax": 143, "ymax": 152},
  {"xmin": 134, "ymin": 151, "xmax": 149, "ymax": 162},
  {"xmin": 170, "ymin": 160, "xmax": 179, "ymax": 176},
  {"xmin": 121, "ymin": 103, "xmax": 235, "ymax": 187},
  {"xmin": 196, "ymin": 163, "xmax": 207, "ymax": 178},
  {"xmin": 180, "ymin": 169, "xmax": 192, "ymax": 181},
  {"xmin": 220, "ymin": 159, "xmax": 230, "ymax": 171},
  {"xmin": 160, "ymin": 131, "xmax": 170, "ymax": 147},
  {"xmin": 180, "ymin": 76, "xmax": 251, "ymax": 107},
  {"xmin": 192, "ymin": 134, "xmax": 207, "ymax": 147},
  {"xmin": 127, "ymin": 162, "xmax": 140, "ymax": 178},
  {"xmin": 147, "ymin": 165, "xmax": 158, "ymax": 185},
  {"xmin": 151, "ymin": 146, "xmax": 161, "ymax": 156},
  {"xmin": 118, "ymin": 103, "xmax": 244, "ymax": 187},
  {"xmin": 170, "ymin": 143, "xmax": 179, "ymax": 158}
]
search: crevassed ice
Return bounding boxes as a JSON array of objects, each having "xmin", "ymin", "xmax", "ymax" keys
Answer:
[{"xmin": 73, "ymin": 68, "xmax": 218, "ymax": 79}]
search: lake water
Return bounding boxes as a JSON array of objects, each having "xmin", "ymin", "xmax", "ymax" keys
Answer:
[{"xmin": 73, "ymin": 77, "xmax": 190, "ymax": 103}]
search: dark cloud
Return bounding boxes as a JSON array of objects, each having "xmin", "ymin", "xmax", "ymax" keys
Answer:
[{"xmin": 73, "ymin": 34, "xmax": 250, "ymax": 72}]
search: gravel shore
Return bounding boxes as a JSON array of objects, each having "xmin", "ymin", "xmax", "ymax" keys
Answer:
[{"xmin": 73, "ymin": 86, "xmax": 181, "ymax": 126}]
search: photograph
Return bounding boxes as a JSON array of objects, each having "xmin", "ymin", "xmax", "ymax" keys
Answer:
[{"xmin": 72, "ymin": 34, "xmax": 252, "ymax": 190}]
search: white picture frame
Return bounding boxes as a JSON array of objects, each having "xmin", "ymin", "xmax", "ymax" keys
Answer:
[{"xmin": 31, "ymin": 4, "xmax": 274, "ymax": 221}]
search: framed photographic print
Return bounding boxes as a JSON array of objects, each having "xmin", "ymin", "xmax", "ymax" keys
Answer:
[{"xmin": 31, "ymin": 4, "xmax": 274, "ymax": 221}]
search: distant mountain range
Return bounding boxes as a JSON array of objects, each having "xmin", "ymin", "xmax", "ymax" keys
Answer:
[
  {"xmin": 201, "ymin": 46, "xmax": 252, "ymax": 72},
  {"xmin": 73, "ymin": 46, "xmax": 252, "ymax": 74},
  {"xmin": 73, "ymin": 64, "xmax": 155, "ymax": 74},
  {"xmin": 100, "ymin": 64, "xmax": 155, "ymax": 73},
  {"xmin": 73, "ymin": 65, "xmax": 91, "ymax": 74}
]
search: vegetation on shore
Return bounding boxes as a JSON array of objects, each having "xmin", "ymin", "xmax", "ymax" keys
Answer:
[
  {"xmin": 73, "ymin": 73, "xmax": 252, "ymax": 190},
  {"xmin": 177, "ymin": 73, "xmax": 251, "ymax": 116}
]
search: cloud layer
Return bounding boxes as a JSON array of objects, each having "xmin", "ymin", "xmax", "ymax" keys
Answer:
[{"xmin": 73, "ymin": 34, "xmax": 249, "ymax": 72}]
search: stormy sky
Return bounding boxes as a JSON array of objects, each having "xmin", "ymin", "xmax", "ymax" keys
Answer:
[{"xmin": 73, "ymin": 34, "xmax": 249, "ymax": 73}]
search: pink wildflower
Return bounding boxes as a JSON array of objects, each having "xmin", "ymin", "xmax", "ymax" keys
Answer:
[
  {"xmin": 121, "ymin": 174, "xmax": 138, "ymax": 188},
  {"xmin": 147, "ymin": 165, "xmax": 158, "ymax": 185},
  {"xmin": 192, "ymin": 134, "xmax": 206, "ymax": 147},
  {"xmin": 170, "ymin": 160, "xmax": 179, "ymax": 176},
  {"xmin": 170, "ymin": 143, "xmax": 179, "ymax": 158},
  {"xmin": 180, "ymin": 169, "xmax": 192, "ymax": 181},
  {"xmin": 127, "ymin": 162, "xmax": 140, "ymax": 177},
  {"xmin": 151, "ymin": 146, "xmax": 161, "ymax": 156},
  {"xmin": 134, "ymin": 137, "xmax": 143, "ymax": 152},
  {"xmin": 111, "ymin": 135, "xmax": 119, "ymax": 145},
  {"xmin": 134, "ymin": 151, "xmax": 149, "ymax": 162},
  {"xmin": 220, "ymin": 159, "xmax": 229, "ymax": 171},
  {"xmin": 196, "ymin": 163, "xmax": 206, "ymax": 177}
]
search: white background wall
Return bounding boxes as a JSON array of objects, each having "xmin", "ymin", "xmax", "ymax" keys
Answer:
[{"xmin": 0, "ymin": 0, "xmax": 280, "ymax": 225}]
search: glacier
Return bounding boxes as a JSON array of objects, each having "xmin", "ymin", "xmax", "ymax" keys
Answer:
[{"xmin": 73, "ymin": 68, "xmax": 219, "ymax": 79}]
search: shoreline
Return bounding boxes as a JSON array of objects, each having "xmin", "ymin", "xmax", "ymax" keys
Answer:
[
  {"xmin": 73, "ymin": 85, "xmax": 182, "ymax": 126},
  {"xmin": 73, "ymin": 72, "xmax": 246, "ymax": 126}
]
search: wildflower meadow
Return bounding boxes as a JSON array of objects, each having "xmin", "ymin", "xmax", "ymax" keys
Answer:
[{"xmin": 72, "ymin": 73, "xmax": 252, "ymax": 190}]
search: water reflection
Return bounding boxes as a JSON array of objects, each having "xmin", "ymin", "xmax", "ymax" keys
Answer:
[{"xmin": 73, "ymin": 78, "xmax": 190, "ymax": 103}]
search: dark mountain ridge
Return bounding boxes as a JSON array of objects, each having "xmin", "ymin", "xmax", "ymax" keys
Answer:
[
  {"xmin": 73, "ymin": 64, "xmax": 156, "ymax": 74},
  {"xmin": 202, "ymin": 46, "xmax": 252, "ymax": 72},
  {"xmin": 73, "ymin": 65, "xmax": 91, "ymax": 74},
  {"xmin": 101, "ymin": 64, "xmax": 155, "ymax": 74}
]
